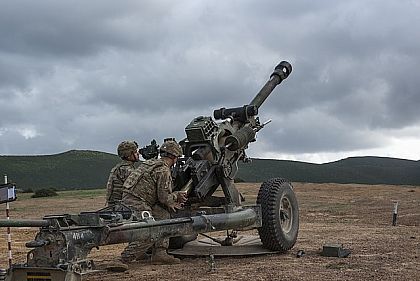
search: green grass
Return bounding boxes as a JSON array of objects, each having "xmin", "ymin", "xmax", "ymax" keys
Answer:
[
  {"xmin": 57, "ymin": 189, "xmax": 106, "ymax": 198},
  {"xmin": 15, "ymin": 189, "xmax": 106, "ymax": 201},
  {"xmin": 9, "ymin": 189, "xmax": 106, "ymax": 214}
]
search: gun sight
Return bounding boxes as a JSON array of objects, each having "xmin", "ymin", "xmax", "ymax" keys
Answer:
[
  {"xmin": 213, "ymin": 105, "xmax": 258, "ymax": 122},
  {"xmin": 139, "ymin": 139, "xmax": 159, "ymax": 160}
]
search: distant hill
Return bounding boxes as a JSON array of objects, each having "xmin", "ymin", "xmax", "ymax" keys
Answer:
[
  {"xmin": 236, "ymin": 157, "xmax": 420, "ymax": 185},
  {"xmin": 0, "ymin": 150, "xmax": 120, "ymax": 190},
  {"xmin": 0, "ymin": 150, "xmax": 419, "ymax": 190}
]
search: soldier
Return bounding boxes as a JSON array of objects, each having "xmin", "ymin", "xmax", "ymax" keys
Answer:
[
  {"xmin": 120, "ymin": 139, "xmax": 187, "ymax": 264},
  {"xmin": 105, "ymin": 141, "xmax": 140, "ymax": 206}
]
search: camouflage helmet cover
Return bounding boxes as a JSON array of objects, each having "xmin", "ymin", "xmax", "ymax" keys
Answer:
[
  {"xmin": 160, "ymin": 140, "xmax": 183, "ymax": 157},
  {"xmin": 117, "ymin": 141, "xmax": 139, "ymax": 158}
]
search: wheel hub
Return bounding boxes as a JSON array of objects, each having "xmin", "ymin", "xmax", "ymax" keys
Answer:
[{"xmin": 280, "ymin": 196, "xmax": 293, "ymax": 233}]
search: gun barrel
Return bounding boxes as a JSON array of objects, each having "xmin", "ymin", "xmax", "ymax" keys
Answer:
[
  {"xmin": 250, "ymin": 61, "xmax": 292, "ymax": 109},
  {"xmin": 0, "ymin": 219, "xmax": 50, "ymax": 228},
  {"xmin": 104, "ymin": 207, "xmax": 260, "ymax": 245}
]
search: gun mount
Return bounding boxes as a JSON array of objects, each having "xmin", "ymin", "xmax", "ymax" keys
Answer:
[
  {"xmin": 0, "ymin": 62, "xmax": 299, "ymax": 281},
  {"xmin": 174, "ymin": 61, "xmax": 293, "ymax": 204},
  {"xmin": 170, "ymin": 61, "xmax": 298, "ymax": 257}
]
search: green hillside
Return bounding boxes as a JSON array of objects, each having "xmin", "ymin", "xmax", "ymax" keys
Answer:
[
  {"xmin": 237, "ymin": 157, "xmax": 420, "ymax": 185},
  {"xmin": 0, "ymin": 151, "xmax": 419, "ymax": 190},
  {"xmin": 0, "ymin": 150, "xmax": 120, "ymax": 190}
]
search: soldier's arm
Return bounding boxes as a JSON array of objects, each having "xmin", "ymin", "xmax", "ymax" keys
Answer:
[
  {"xmin": 105, "ymin": 168, "xmax": 116, "ymax": 204},
  {"xmin": 156, "ymin": 168, "xmax": 178, "ymax": 208}
]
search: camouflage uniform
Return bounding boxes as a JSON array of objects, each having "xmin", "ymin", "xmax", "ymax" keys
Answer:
[
  {"xmin": 105, "ymin": 160, "xmax": 136, "ymax": 206},
  {"xmin": 120, "ymin": 158, "xmax": 180, "ymax": 260}
]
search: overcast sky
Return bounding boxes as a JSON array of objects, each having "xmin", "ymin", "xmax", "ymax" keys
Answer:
[{"xmin": 0, "ymin": 0, "xmax": 419, "ymax": 163}]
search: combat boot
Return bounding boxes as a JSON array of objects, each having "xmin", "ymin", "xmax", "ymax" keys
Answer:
[
  {"xmin": 135, "ymin": 247, "xmax": 152, "ymax": 261},
  {"xmin": 135, "ymin": 253, "xmax": 150, "ymax": 261},
  {"xmin": 150, "ymin": 248, "xmax": 180, "ymax": 265},
  {"xmin": 119, "ymin": 254, "xmax": 135, "ymax": 264}
]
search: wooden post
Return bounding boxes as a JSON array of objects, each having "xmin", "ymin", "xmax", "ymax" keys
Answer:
[
  {"xmin": 4, "ymin": 174, "xmax": 12, "ymax": 268},
  {"xmin": 392, "ymin": 201, "xmax": 398, "ymax": 226}
]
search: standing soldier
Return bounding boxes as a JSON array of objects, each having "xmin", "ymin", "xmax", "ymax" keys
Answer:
[
  {"xmin": 120, "ymin": 139, "xmax": 187, "ymax": 264},
  {"xmin": 106, "ymin": 141, "xmax": 140, "ymax": 206}
]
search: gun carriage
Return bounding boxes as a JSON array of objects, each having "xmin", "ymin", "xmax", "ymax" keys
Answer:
[{"xmin": 0, "ymin": 61, "xmax": 299, "ymax": 281}]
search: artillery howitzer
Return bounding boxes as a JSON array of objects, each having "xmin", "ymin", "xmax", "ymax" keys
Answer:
[{"xmin": 0, "ymin": 61, "xmax": 299, "ymax": 281}]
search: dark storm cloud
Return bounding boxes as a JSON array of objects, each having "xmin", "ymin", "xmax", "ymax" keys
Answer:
[
  {"xmin": 0, "ymin": 0, "xmax": 419, "ymax": 161},
  {"xmin": 0, "ymin": 1, "xmax": 174, "ymax": 57}
]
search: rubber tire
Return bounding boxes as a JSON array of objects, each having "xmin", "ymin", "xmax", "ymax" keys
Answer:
[{"xmin": 257, "ymin": 178, "xmax": 299, "ymax": 252}]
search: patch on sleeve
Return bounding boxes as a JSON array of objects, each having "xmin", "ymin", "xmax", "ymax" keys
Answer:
[{"xmin": 123, "ymin": 170, "xmax": 141, "ymax": 188}]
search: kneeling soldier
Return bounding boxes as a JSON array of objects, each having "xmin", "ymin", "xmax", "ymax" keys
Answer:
[
  {"xmin": 106, "ymin": 141, "xmax": 139, "ymax": 206},
  {"xmin": 121, "ymin": 139, "xmax": 187, "ymax": 264}
]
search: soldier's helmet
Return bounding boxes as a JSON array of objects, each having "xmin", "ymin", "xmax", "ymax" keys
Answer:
[
  {"xmin": 160, "ymin": 139, "xmax": 183, "ymax": 157},
  {"xmin": 117, "ymin": 141, "xmax": 139, "ymax": 159}
]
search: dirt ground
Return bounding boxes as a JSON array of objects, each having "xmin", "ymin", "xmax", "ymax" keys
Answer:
[{"xmin": 0, "ymin": 183, "xmax": 419, "ymax": 281}]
